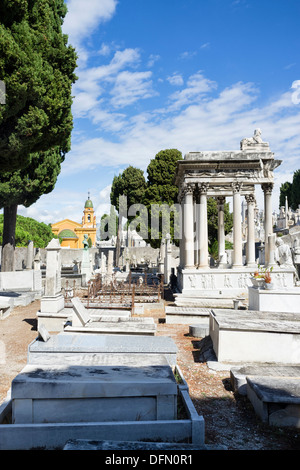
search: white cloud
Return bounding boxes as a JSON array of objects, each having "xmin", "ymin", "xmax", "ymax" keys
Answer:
[
  {"xmin": 179, "ymin": 51, "xmax": 197, "ymax": 60},
  {"xmin": 63, "ymin": 74, "xmax": 300, "ymax": 215},
  {"xmin": 167, "ymin": 72, "xmax": 217, "ymax": 110},
  {"xmin": 167, "ymin": 73, "xmax": 184, "ymax": 86},
  {"xmin": 71, "ymin": 48, "xmax": 143, "ymax": 120},
  {"xmin": 63, "ymin": 0, "xmax": 117, "ymax": 46},
  {"xmin": 99, "ymin": 43, "xmax": 112, "ymax": 57},
  {"xmin": 147, "ymin": 54, "xmax": 160, "ymax": 67},
  {"xmin": 110, "ymin": 70, "xmax": 157, "ymax": 108},
  {"xmin": 200, "ymin": 42, "xmax": 210, "ymax": 49}
]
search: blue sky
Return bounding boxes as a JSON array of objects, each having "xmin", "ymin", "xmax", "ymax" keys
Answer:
[{"xmin": 19, "ymin": 0, "xmax": 300, "ymax": 225}]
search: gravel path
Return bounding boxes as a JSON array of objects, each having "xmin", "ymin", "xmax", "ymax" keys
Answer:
[{"xmin": 1, "ymin": 299, "xmax": 300, "ymax": 450}]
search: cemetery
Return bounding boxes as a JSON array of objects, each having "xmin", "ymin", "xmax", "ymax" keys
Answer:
[{"xmin": 1, "ymin": 131, "xmax": 300, "ymax": 450}]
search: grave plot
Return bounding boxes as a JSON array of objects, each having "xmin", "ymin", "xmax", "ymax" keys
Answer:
[{"xmin": 0, "ymin": 332, "xmax": 205, "ymax": 450}]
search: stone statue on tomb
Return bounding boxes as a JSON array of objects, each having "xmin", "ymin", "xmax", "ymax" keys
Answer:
[
  {"xmin": 275, "ymin": 238, "xmax": 294, "ymax": 268},
  {"xmin": 240, "ymin": 128, "xmax": 270, "ymax": 151},
  {"xmin": 83, "ymin": 234, "xmax": 89, "ymax": 250}
]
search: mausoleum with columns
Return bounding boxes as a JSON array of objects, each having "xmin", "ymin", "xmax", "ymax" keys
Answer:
[{"xmin": 174, "ymin": 130, "xmax": 294, "ymax": 299}]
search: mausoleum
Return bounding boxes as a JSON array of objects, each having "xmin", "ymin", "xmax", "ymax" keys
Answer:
[{"xmin": 174, "ymin": 130, "xmax": 291, "ymax": 299}]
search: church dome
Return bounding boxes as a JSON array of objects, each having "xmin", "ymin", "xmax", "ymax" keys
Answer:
[
  {"xmin": 58, "ymin": 229, "xmax": 78, "ymax": 239},
  {"xmin": 85, "ymin": 196, "xmax": 93, "ymax": 208}
]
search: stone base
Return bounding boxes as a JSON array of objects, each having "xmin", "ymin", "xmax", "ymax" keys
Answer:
[
  {"xmin": 248, "ymin": 286, "xmax": 300, "ymax": 312},
  {"xmin": 230, "ymin": 364, "xmax": 300, "ymax": 396},
  {"xmin": 165, "ymin": 306, "xmax": 210, "ymax": 325},
  {"xmin": 210, "ymin": 309, "xmax": 300, "ymax": 364},
  {"xmin": 28, "ymin": 333, "xmax": 178, "ymax": 367},
  {"xmin": 246, "ymin": 376, "xmax": 300, "ymax": 428},
  {"xmin": 40, "ymin": 294, "xmax": 65, "ymax": 314},
  {"xmin": 37, "ymin": 309, "xmax": 70, "ymax": 333},
  {"xmin": 176, "ymin": 266, "xmax": 295, "ymax": 301},
  {"xmin": 11, "ymin": 364, "xmax": 177, "ymax": 424},
  {"xmin": 64, "ymin": 321, "xmax": 156, "ymax": 336}
]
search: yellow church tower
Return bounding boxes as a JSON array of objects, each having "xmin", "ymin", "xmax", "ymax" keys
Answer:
[{"xmin": 51, "ymin": 194, "xmax": 97, "ymax": 248}]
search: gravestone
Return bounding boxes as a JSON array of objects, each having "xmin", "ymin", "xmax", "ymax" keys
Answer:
[
  {"xmin": 26, "ymin": 241, "xmax": 34, "ymax": 270},
  {"xmin": 28, "ymin": 333, "xmax": 178, "ymax": 366},
  {"xmin": 11, "ymin": 364, "xmax": 178, "ymax": 424},
  {"xmin": 81, "ymin": 235, "xmax": 92, "ymax": 283},
  {"xmin": 38, "ymin": 239, "xmax": 67, "ymax": 331}
]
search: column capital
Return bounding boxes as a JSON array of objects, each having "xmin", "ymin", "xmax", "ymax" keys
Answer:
[
  {"xmin": 232, "ymin": 181, "xmax": 243, "ymax": 193},
  {"xmin": 182, "ymin": 183, "xmax": 195, "ymax": 196},
  {"xmin": 198, "ymin": 182, "xmax": 209, "ymax": 194},
  {"xmin": 245, "ymin": 193, "xmax": 256, "ymax": 205},
  {"xmin": 261, "ymin": 183, "xmax": 273, "ymax": 195},
  {"xmin": 216, "ymin": 196, "xmax": 226, "ymax": 206}
]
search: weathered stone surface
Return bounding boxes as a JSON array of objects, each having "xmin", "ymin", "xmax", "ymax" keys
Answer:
[
  {"xmin": 231, "ymin": 364, "xmax": 300, "ymax": 395},
  {"xmin": 246, "ymin": 376, "xmax": 300, "ymax": 427},
  {"xmin": 11, "ymin": 364, "xmax": 178, "ymax": 424},
  {"xmin": 28, "ymin": 333, "xmax": 178, "ymax": 366},
  {"xmin": 63, "ymin": 439, "xmax": 225, "ymax": 451}
]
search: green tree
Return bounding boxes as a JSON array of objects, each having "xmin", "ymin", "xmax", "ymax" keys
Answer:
[
  {"xmin": 279, "ymin": 181, "xmax": 292, "ymax": 208},
  {"xmin": 0, "ymin": 146, "xmax": 65, "ymax": 271},
  {"xmin": 110, "ymin": 166, "xmax": 147, "ymax": 265},
  {"xmin": 0, "ymin": 0, "xmax": 77, "ymax": 171},
  {"xmin": 0, "ymin": 214, "xmax": 58, "ymax": 248},
  {"xmin": 0, "ymin": 0, "xmax": 77, "ymax": 270},
  {"xmin": 291, "ymin": 170, "xmax": 300, "ymax": 210},
  {"xmin": 144, "ymin": 149, "xmax": 182, "ymax": 204},
  {"xmin": 207, "ymin": 198, "xmax": 233, "ymax": 247},
  {"xmin": 100, "ymin": 206, "xmax": 118, "ymax": 241},
  {"xmin": 142, "ymin": 149, "xmax": 183, "ymax": 248}
]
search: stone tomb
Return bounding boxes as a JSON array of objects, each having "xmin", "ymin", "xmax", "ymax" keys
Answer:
[
  {"xmin": 11, "ymin": 363, "xmax": 178, "ymax": 424},
  {"xmin": 165, "ymin": 306, "xmax": 211, "ymax": 325},
  {"xmin": 65, "ymin": 297, "xmax": 156, "ymax": 335},
  {"xmin": 230, "ymin": 364, "xmax": 300, "ymax": 396},
  {"xmin": 27, "ymin": 333, "xmax": 178, "ymax": 367},
  {"xmin": 246, "ymin": 376, "xmax": 300, "ymax": 428},
  {"xmin": 174, "ymin": 130, "xmax": 283, "ymax": 303},
  {"xmin": 209, "ymin": 309, "xmax": 300, "ymax": 364},
  {"xmin": 248, "ymin": 286, "xmax": 300, "ymax": 313}
]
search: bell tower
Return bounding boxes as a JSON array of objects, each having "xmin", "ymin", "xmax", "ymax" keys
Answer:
[{"xmin": 82, "ymin": 193, "xmax": 96, "ymax": 228}]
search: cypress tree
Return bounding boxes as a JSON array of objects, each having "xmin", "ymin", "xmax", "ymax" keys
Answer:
[{"xmin": 0, "ymin": 0, "xmax": 77, "ymax": 270}]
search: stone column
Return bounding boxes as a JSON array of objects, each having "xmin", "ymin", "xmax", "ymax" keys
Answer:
[
  {"xmin": 262, "ymin": 183, "xmax": 273, "ymax": 265},
  {"xmin": 245, "ymin": 193, "xmax": 256, "ymax": 267},
  {"xmin": 40, "ymin": 238, "xmax": 64, "ymax": 314},
  {"xmin": 164, "ymin": 233, "xmax": 172, "ymax": 283},
  {"xmin": 194, "ymin": 191, "xmax": 199, "ymax": 267},
  {"xmin": 179, "ymin": 195, "xmax": 185, "ymax": 269},
  {"xmin": 183, "ymin": 184, "xmax": 194, "ymax": 268},
  {"xmin": 232, "ymin": 182, "xmax": 243, "ymax": 268},
  {"xmin": 26, "ymin": 240, "xmax": 34, "ymax": 270},
  {"xmin": 198, "ymin": 183, "xmax": 209, "ymax": 269},
  {"xmin": 216, "ymin": 196, "xmax": 226, "ymax": 266}
]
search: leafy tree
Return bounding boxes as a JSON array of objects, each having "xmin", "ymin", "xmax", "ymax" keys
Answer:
[
  {"xmin": 100, "ymin": 206, "xmax": 118, "ymax": 241},
  {"xmin": 0, "ymin": 214, "xmax": 58, "ymax": 248},
  {"xmin": 110, "ymin": 166, "xmax": 147, "ymax": 265},
  {"xmin": 207, "ymin": 198, "xmax": 233, "ymax": 246},
  {"xmin": 142, "ymin": 149, "xmax": 183, "ymax": 248},
  {"xmin": 0, "ymin": 0, "xmax": 77, "ymax": 171},
  {"xmin": 279, "ymin": 181, "xmax": 292, "ymax": 208},
  {"xmin": 144, "ymin": 149, "xmax": 183, "ymax": 204},
  {"xmin": 0, "ymin": 0, "xmax": 77, "ymax": 270},
  {"xmin": 279, "ymin": 170, "xmax": 300, "ymax": 211},
  {"xmin": 291, "ymin": 170, "xmax": 300, "ymax": 210},
  {"xmin": 0, "ymin": 146, "xmax": 64, "ymax": 271}
]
